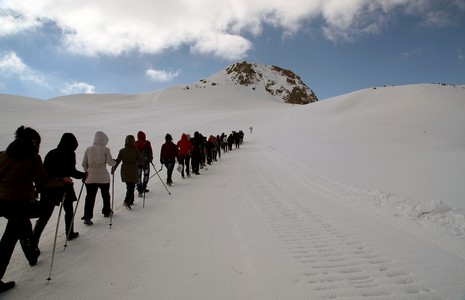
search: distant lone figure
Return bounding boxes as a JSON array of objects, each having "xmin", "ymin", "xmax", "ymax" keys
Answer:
[{"xmin": 249, "ymin": 126, "xmax": 253, "ymax": 134}]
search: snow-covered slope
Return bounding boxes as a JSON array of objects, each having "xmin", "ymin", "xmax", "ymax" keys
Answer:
[{"xmin": 0, "ymin": 82, "xmax": 464, "ymax": 299}]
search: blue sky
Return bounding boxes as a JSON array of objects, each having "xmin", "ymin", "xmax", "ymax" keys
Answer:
[{"xmin": 1, "ymin": 0, "xmax": 464, "ymax": 100}]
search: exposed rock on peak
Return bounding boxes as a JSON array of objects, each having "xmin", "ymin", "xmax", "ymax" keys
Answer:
[{"xmin": 225, "ymin": 61, "xmax": 318, "ymax": 104}]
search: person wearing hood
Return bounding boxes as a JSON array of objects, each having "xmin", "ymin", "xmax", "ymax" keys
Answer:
[
  {"xmin": 81, "ymin": 131, "xmax": 116, "ymax": 225},
  {"xmin": 0, "ymin": 126, "xmax": 72, "ymax": 293},
  {"xmin": 112, "ymin": 135, "xmax": 145, "ymax": 209},
  {"xmin": 32, "ymin": 133, "xmax": 87, "ymax": 247},
  {"xmin": 135, "ymin": 131, "xmax": 153, "ymax": 197},
  {"xmin": 160, "ymin": 133, "xmax": 178, "ymax": 186},
  {"xmin": 176, "ymin": 133, "xmax": 193, "ymax": 178}
]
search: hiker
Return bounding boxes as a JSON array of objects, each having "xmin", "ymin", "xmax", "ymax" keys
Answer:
[
  {"xmin": 135, "ymin": 131, "xmax": 153, "ymax": 197},
  {"xmin": 249, "ymin": 126, "xmax": 253, "ymax": 134},
  {"xmin": 190, "ymin": 132, "xmax": 203, "ymax": 175},
  {"xmin": 0, "ymin": 126, "xmax": 71, "ymax": 293},
  {"xmin": 216, "ymin": 135, "xmax": 222, "ymax": 159},
  {"xmin": 160, "ymin": 134, "xmax": 178, "ymax": 186},
  {"xmin": 81, "ymin": 131, "xmax": 116, "ymax": 225},
  {"xmin": 176, "ymin": 133, "xmax": 193, "ymax": 178},
  {"xmin": 33, "ymin": 133, "xmax": 86, "ymax": 248},
  {"xmin": 234, "ymin": 131, "xmax": 240, "ymax": 149},
  {"xmin": 112, "ymin": 135, "xmax": 145, "ymax": 209},
  {"xmin": 227, "ymin": 133, "xmax": 234, "ymax": 151},
  {"xmin": 222, "ymin": 133, "xmax": 228, "ymax": 153},
  {"xmin": 205, "ymin": 136, "xmax": 213, "ymax": 165}
]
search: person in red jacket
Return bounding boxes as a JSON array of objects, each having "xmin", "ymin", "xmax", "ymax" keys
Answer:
[
  {"xmin": 135, "ymin": 131, "xmax": 153, "ymax": 197},
  {"xmin": 160, "ymin": 134, "xmax": 178, "ymax": 186},
  {"xmin": 176, "ymin": 133, "xmax": 193, "ymax": 178}
]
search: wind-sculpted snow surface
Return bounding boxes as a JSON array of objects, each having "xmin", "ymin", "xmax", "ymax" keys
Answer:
[{"xmin": 0, "ymin": 83, "xmax": 465, "ymax": 299}]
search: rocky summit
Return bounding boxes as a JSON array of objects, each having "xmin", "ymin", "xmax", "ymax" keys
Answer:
[
  {"xmin": 225, "ymin": 61, "xmax": 318, "ymax": 104},
  {"xmin": 191, "ymin": 61, "xmax": 318, "ymax": 105}
]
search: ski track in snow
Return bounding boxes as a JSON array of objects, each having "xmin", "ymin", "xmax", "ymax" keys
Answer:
[{"xmin": 236, "ymin": 142, "xmax": 442, "ymax": 299}]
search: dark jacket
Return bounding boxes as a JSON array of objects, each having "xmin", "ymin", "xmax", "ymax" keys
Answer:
[
  {"xmin": 160, "ymin": 141, "xmax": 178, "ymax": 163},
  {"xmin": 114, "ymin": 135, "xmax": 145, "ymax": 183},
  {"xmin": 42, "ymin": 133, "xmax": 85, "ymax": 203},
  {"xmin": 0, "ymin": 139, "xmax": 65, "ymax": 203}
]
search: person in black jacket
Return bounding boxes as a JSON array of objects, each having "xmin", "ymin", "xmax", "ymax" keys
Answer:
[
  {"xmin": 32, "ymin": 133, "xmax": 86, "ymax": 248},
  {"xmin": 190, "ymin": 132, "xmax": 202, "ymax": 175}
]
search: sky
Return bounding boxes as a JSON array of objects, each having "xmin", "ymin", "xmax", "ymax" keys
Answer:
[{"xmin": 0, "ymin": 0, "xmax": 464, "ymax": 100}]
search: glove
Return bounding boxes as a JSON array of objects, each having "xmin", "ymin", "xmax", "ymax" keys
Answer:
[
  {"xmin": 160, "ymin": 160, "xmax": 164, "ymax": 165},
  {"xmin": 82, "ymin": 172, "xmax": 88, "ymax": 183}
]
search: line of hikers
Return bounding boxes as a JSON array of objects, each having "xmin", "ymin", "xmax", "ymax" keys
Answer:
[{"xmin": 0, "ymin": 125, "xmax": 245, "ymax": 293}]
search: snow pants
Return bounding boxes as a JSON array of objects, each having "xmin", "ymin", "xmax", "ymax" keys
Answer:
[{"xmin": 82, "ymin": 183, "xmax": 111, "ymax": 220}]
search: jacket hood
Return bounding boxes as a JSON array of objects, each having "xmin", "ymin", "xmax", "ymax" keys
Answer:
[
  {"xmin": 181, "ymin": 133, "xmax": 188, "ymax": 141},
  {"xmin": 125, "ymin": 135, "xmax": 136, "ymax": 147},
  {"xmin": 137, "ymin": 131, "xmax": 146, "ymax": 141},
  {"xmin": 57, "ymin": 133, "xmax": 78, "ymax": 151},
  {"xmin": 93, "ymin": 131, "xmax": 109, "ymax": 146}
]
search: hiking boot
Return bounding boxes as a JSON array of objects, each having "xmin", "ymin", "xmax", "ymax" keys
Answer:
[
  {"xmin": 123, "ymin": 202, "xmax": 132, "ymax": 210},
  {"xmin": 0, "ymin": 281, "xmax": 15, "ymax": 293},
  {"xmin": 28, "ymin": 248, "xmax": 40, "ymax": 266},
  {"xmin": 83, "ymin": 219, "xmax": 93, "ymax": 225},
  {"xmin": 67, "ymin": 232, "xmax": 79, "ymax": 241},
  {"xmin": 138, "ymin": 193, "xmax": 143, "ymax": 198},
  {"xmin": 103, "ymin": 210, "xmax": 113, "ymax": 217}
]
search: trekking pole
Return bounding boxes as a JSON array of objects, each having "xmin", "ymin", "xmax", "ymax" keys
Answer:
[
  {"xmin": 150, "ymin": 162, "xmax": 171, "ymax": 195},
  {"xmin": 143, "ymin": 190, "xmax": 146, "ymax": 208},
  {"xmin": 64, "ymin": 181, "xmax": 85, "ymax": 251},
  {"xmin": 110, "ymin": 173, "xmax": 115, "ymax": 228},
  {"xmin": 47, "ymin": 192, "xmax": 66, "ymax": 283}
]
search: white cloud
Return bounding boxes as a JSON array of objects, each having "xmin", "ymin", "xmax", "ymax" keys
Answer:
[
  {"xmin": 146, "ymin": 68, "xmax": 180, "ymax": 82},
  {"xmin": 0, "ymin": 8, "xmax": 41, "ymax": 36},
  {"xmin": 1, "ymin": 0, "xmax": 463, "ymax": 57},
  {"xmin": 0, "ymin": 51, "xmax": 50, "ymax": 88},
  {"xmin": 61, "ymin": 81, "xmax": 95, "ymax": 94},
  {"xmin": 191, "ymin": 32, "xmax": 252, "ymax": 60}
]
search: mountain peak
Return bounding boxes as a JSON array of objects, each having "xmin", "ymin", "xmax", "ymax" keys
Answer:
[{"xmin": 225, "ymin": 61, "xmax": 318, "ymax": 104}]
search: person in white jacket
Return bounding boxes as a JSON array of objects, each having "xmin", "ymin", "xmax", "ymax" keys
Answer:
[{"xmin": 81, "ymin": 131, "xmax": 116, "ymax": 225}]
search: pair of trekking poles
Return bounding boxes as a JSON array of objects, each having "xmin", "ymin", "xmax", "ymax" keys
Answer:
[{"xmin": 47, "ymin": 162, "xmax": 170, "ymax": 281}]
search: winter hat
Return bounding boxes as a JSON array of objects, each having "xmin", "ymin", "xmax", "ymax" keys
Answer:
[{"xmin": 165, "ymin": 133, "xmax": 172, "ymax": 142}]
